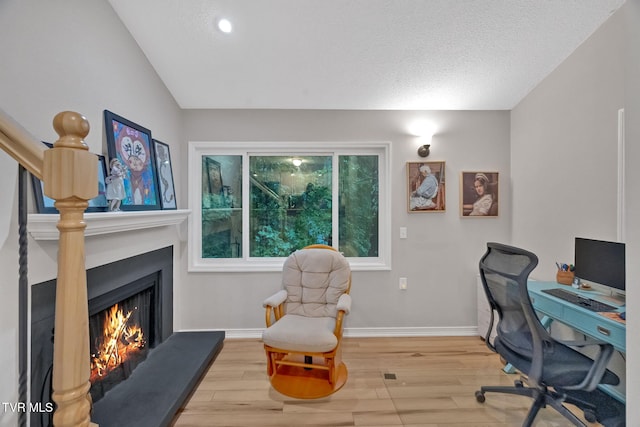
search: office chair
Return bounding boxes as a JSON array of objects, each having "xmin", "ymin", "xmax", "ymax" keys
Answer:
[
  {"xmin": 476, "ymin": 242, "xmax": 620, "ymax": 426},
  {"xmin": 262, "ymin": 244, "xmax": 352, "ymax": 398}
]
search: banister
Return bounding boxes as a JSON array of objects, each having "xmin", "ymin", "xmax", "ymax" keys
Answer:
[
  {"xmin": 1, "ymin": 109, "xmax": 97, "ymax": 426},
  {"xmin": 0, "ymin": 107, "xmax": 46, "ymax": 179}
]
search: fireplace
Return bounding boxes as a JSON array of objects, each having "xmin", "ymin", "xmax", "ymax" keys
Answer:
[{"xmin": 30, "ymin": 247, "xmax": 173, "ymax": 427}]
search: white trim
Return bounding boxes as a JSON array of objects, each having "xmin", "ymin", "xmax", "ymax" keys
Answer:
[
  {"xmin": 181, "ymin": 326, "xmax": 479, "ymax": 340},
  {"xmin": 617, "ymin": 108, "xmax": 625, "ymax": 242},
  {"xmin": 28, "ymin": 209, "xmax": 190, "ymax": 240},
  {"xmin": 344, "ymin": 326, "xmax": 478, "ymax": 337}
]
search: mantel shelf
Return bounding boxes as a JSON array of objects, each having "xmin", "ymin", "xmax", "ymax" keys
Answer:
[{"xmin": 28, "ymin": 209, "xmax": 191, "ymax": 240}]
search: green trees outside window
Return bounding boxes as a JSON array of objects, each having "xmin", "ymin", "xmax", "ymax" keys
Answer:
[
  {"xmin": 250, "ymin": 156, "xmax": 332, "ymax": 257},
  {"xmin": 200, "ymin": 153, "xmax": 379, "ymax": 260},
  {"xmin": 339, "ymin": 155, "xmax": 379, "ymax": 257},
  {"xmin": 202, "ymin": 155, "xmax": 242, "ymax": 258}
]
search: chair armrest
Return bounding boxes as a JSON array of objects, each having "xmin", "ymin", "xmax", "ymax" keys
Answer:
[
  {"xmin": 336, "ymin": 293, "xmax": 352, "ymax": 315},
  {"xmin": 558, "ymin": 341, "xmax": 616, "ymax": 391},
  {"xmin": 263, "ymin": 290, "xmax": 288, "ymax": 308},
  {"xmin": 263, "ymin": 290, "xmax": 287, "ymax": 327}
]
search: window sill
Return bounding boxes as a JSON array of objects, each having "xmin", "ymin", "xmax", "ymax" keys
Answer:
[
  {"xmin": 28, "ymin": 209, "xmax": 191, "ymax": 240},
  {"xmin": 188, "ymin": 256, "xmax": 391, "ymax": 272}
]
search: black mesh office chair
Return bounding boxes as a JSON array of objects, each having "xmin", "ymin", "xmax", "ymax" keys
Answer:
[{"xmin": 476, "ymin": 242, "xmax": 620, "ymax": 427}]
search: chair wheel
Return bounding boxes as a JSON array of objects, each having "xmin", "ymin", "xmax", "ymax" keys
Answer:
[
  {"xmin": 475, "ymin": 391, "xmax": 486, "ymax": 403},
  {"xmin": 583, "ymin": 409, "xmax": 597, "ymax": 423}
]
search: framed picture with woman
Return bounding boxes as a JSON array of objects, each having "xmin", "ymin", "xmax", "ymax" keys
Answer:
[
  {"xmin": 407, "ymin": 161, "xmax": 446, "ymax": 212},
  {"xmin": 460, "ymin": 171, "xmax": 499, "ymax": 217}
]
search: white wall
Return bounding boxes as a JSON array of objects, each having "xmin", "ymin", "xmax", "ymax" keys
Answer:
[
  {"xmin": 0, "ymin": 0, "xmax": 182, "ymax": 424},
  {"xmin": 179, "ymin": 109, "xmax": 511, "ymax": 334},
  {"xmin": 622, "ymin": 0, "xmax": 640, "ymax": 424},
  {"xmin": 511, "ymin": 13, "xmax": 624, "ymax": 270},
  {"xmin": 512, "ymin": 2, "xmax": 637, "ymax": 423}
]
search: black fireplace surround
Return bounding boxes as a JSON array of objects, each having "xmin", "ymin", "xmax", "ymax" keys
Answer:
[{"xmin": 30, "ymin": 246, "xmax": 224, "ymax": 427}]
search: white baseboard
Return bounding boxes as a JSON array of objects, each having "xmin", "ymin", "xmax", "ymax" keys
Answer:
[
  {"xmin": 344, "ymin": 326, "xmax": 478, "ymax": 337},
  {"xmin": 180, "ymin": 326, "xmax": 479, "ymax": 340}
]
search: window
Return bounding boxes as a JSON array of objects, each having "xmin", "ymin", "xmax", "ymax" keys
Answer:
[{"xmin": 188, "ymin": 141, "xmax": 390, "ymax": 271}]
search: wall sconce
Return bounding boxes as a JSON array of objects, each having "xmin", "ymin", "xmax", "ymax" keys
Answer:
[{"xmin": 417, "ymin": 144, "xmax": 431, "ymax": 158}]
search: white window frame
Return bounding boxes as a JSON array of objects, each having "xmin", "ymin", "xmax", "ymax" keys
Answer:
[{"xmin": 188, "ymin": 141, "xmax": 391, "ymax": 272}]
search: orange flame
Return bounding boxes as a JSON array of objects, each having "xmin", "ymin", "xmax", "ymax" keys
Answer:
[{"xmin": 90, "ymin": 303, "xmax": 145, "ymax": 382}]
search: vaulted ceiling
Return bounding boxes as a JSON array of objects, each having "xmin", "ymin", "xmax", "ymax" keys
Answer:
[{"xmin": 108, "ymin": 0, "xmax": 625, "ymax": 110}]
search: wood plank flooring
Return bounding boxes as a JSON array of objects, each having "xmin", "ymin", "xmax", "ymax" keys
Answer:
[{"xmin": 171, "ymin": 336, "xmax": 600, "ymax": 427}]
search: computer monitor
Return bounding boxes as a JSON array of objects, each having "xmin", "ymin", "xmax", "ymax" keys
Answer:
[{"xmin": 574, "ymin": 237, "xmax": 625, "ymax": 294}]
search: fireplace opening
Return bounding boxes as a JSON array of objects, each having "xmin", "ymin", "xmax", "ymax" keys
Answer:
[{"xmin": 88, "ymin": 281, "xmax": 155, "ymax": 403}]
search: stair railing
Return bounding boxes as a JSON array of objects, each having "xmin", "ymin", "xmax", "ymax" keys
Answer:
[{"xmin": 1, "ymin": 108, "xmax": 97, "ymax": 427}]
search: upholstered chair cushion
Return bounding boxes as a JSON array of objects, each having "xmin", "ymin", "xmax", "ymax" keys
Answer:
[
  {"xmin": 282, "ymin": 248, "xmax": 351, "ymax": 317},
  {"xmin": 262, "ymin": 314, "xmax": 338, "ymax": 353}
]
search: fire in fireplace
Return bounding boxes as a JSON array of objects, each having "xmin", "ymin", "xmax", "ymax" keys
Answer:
[
  {"xmin": 91, "ymin": 304, "xmax": 146, "ymax": 380},
  {"xmin": 89, "ymin": 286, "xmax": 154, "ymax": 402}
]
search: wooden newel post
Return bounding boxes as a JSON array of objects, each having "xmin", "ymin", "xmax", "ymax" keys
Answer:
[{"xmin": 45, "ymin": 112, "xmax": 98, "ymax": 427}]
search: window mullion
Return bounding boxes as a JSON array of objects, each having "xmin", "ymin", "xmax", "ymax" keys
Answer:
[
  {"xmin": 332, "ymin": 153, "xmax": 339, "ymax": 249},
  {"xmin": 242, "ymin": 153, "xmax": 250, "ymax": 260}
]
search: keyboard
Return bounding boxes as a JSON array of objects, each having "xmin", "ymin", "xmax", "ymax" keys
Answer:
[{"xmin": 541, "ymin": 288, "xmax": 618, "ymax": 312}]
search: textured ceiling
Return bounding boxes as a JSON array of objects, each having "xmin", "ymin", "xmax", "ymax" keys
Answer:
[{"xmin": 108, "ymin": 0, "xmax": 624, "ymax": 110}]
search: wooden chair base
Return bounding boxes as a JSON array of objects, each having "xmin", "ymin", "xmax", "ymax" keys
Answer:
[{"xmin": 269, "ymin": 362, "xmax": 348, "ymax": 399}]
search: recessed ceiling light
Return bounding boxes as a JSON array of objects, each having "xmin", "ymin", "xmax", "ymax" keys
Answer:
[{"xmin": 217, "ymin": 18, "xmax": 232, "ymax": 34}]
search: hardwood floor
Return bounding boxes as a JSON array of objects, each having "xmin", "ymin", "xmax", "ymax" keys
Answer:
[{"xmin": 171, "ymin": 336, "xmax": 599, "ymax": 426}]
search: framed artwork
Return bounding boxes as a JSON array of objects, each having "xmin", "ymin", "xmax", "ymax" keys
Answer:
[
  {"xmin": 407, "ymin": 161, "xmax": 446, "ymax": 212},
  {"xmin": 203, "ymin": 157, "xmax": 223, "ymax": 196},
  {"xmin": 31, "ymin": 142, "xmax": 109, "ymax": 213},
  {"xmin": 153, "ymin": 139, "xmax": 177, "ymax": 209},
  {"xmin": 460, "ymin": 171, "xmax": 499, "ymax": 217},
  {"xmin": 104, "ymin": 110, "xmax": 161, "ymax": 210}
]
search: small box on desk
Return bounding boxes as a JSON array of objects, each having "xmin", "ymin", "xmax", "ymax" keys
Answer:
[{"xmin": 556, "ymin": 271, "xmax": 574, "ymax": 285}]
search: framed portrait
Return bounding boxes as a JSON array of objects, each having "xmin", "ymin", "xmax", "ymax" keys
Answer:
[
  {"xmin": 460, "ymin": 171, "xmax": 499, "ymax": 217},
  {"xmin": 153, "ymin": 139, "xmax": 177, "ymax": 209},
  {"xmin": 31, "ymin": 142, "xmax": 109, "ymax": 213},
  {"xmin": 104, "ymin": 110, "xmax": 161, "ymax": 210},
  {"xmin": 407, "ymin": 161, "xmax": 445, "ymax": 212}
]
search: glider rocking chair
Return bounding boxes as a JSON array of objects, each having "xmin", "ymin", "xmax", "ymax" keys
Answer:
[{"xmin": 262, "ymin": 244, "xmax": 352, "ymax": 399}]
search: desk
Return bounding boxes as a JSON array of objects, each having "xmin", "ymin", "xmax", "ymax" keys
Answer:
[{"xmin": 527, "ymin": 281, "xmax": 626, "ymax": 403}]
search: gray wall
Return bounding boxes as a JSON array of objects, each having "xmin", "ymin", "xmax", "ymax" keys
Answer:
[
  {"xmin": 511, "ymin": 2, "xmax": 637, "ymax": 422},
  {"xmin": 0, "ymin": 1, "xmax": 182, "ymax": 425},
  {"xmin": 180, "ymin": 109, "xmax": 510, "ymax": 333}
]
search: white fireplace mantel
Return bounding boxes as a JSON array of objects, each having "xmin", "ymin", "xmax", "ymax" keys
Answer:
[{"xmin": 28, "ymin": 209, "xmax": 191, "ymax": 240}]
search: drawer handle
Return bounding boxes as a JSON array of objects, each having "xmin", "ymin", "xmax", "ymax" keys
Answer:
[{"xmin": 597, "ymin": 326, "xmax": 611, "ymax": 336}]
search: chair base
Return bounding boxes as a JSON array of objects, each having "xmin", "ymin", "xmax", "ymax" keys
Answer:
[
  {"xmin": 269, "ymin": 362, "xmax": 348, "ymax": 399},
  {"xmin": 476, "ymin": 380, "xmax": 596, "ymax": 427}
]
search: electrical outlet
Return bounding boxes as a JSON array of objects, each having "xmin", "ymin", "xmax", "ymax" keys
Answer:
[{"xmin": 399, "ymin": 277, "xmax": 408, "ymax": 290}]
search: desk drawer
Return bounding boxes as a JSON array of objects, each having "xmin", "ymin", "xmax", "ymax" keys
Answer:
[
  {"xmin": 530, "ymin": 295, "xmax": 564, "ymax": 318},
  {"xmin": 568, "ymin": 311, "xmax": 625, "ymax": 351}
]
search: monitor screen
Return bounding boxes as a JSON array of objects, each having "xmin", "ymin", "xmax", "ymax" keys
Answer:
[{"xmin": 574, "ymin": 237, "xmax": 625, "ymax": 291}]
